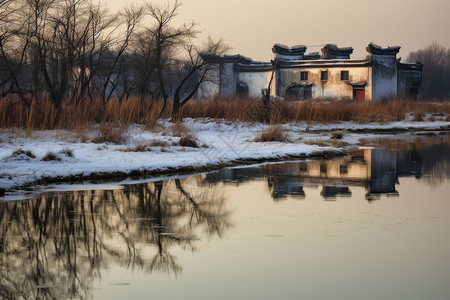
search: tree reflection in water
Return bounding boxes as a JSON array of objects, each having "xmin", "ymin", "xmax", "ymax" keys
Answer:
[{"xmin": 0, "ymin": 177, "xmax": 232, "ymax": 299}]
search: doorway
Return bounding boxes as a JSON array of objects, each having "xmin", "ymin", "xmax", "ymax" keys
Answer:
[{"xmin": 353, "ymin": 88, "xmax": 365, "ymax": 101}]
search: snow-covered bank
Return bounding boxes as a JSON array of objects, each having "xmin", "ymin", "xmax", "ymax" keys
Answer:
[{"xmin": 1, "ymin": 119, "xmax": 450, "ymax": 194}]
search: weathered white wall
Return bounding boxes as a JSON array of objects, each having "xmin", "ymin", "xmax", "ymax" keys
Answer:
[
  {"xmin": 196, "ymin": 65, "xmax": 220, "ymax": 99},
  {"xmin": 236, "ymin": 71, "xmax": 274, "ymax": 98},
  {"xmin": 277, "ymin": 65, "xmax": 372, "ymax": 100},
  {"xmin": 219, "ymin": 62, "xmax": 236, "ymax": 97},
  {"xmin": 371, "ymin": 54, "xmax": 398, "ymax": 100}
]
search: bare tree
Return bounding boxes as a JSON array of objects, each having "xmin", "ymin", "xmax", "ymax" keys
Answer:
[
  {"xmin": 0, "ymin": 0, "xmax": 34, "ymax": 101},
  {"xmin": 98, "ymin": 3, "xmax": 144, "ymax": 102},
  {"xmin": 261, "ymin": 60, "xmax": 277, "ymax": 123},
  {"xmin": 407, "ymin": 42, "xmax": 450, "ymax": 99},
  {"xmin": 144, "ymin": 0, "xmax": 197, "ymax": 115},
  {"xmin": 171, "ymin": 37, "xmax": 229, "ymax": 119}
]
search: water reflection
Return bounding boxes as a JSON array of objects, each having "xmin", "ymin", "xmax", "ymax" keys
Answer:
[
  {"xmin": 0, "ymin": 178, "xmax": 232, "ymax": 299},
  {"xmin": 205, "ymin": 134, "xmax": 450, "ymax": 201},
  {"xmin": 0, "ymin": 134, "xmax": 449, "ymax": 299}
]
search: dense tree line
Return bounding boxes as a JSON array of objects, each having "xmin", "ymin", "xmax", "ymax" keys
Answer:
[
  {"xmin": 0, "ymin": 0, "xmax": 228, "ymax": 116},
  {"xmin": 407, "ymin": 42, "xmax": 450, "ymax": 99}
]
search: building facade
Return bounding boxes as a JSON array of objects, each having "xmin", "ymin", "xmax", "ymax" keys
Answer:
[{"xmin": 202, "ymin": 43, "xmax": 422, "ymax": 101}]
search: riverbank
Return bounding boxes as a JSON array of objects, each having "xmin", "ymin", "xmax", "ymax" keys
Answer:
[{"xmin": 1, "ymin": 118, "xmax": 450, "ymax": 196}]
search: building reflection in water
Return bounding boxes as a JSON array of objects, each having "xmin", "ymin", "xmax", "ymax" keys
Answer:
[
  {"xmin": 0, "ymin": 135, "xmax": 448, "ymax": 299},
  {"xmin": 205, "ymin": 136, "xmax": 449, "ymax": 201}
]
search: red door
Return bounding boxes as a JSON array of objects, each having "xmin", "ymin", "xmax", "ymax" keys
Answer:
[{"xmin": 354, "ymin": 89, "xmax": 365, "ymax": 101}]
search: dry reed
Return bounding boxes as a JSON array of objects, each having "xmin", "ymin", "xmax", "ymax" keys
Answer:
[
  {"xmin": 1, "ymin": 96, "xmax": 449, "ymax": 131},
  {"xmin": 254, "ymin": 125, "xmax": 290, "ymax": 142}
]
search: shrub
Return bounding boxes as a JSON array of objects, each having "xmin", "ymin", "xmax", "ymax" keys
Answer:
[
  {"xmin": 11, "ymin": 149, "xmax": 36, "ymax": 159},
  {"xmin": 254, "ymin": 126, "xmax": 290, "ymax": 142},
  {"xmin": 41, "ymin": 151, "xmax": 62, "ymax": 161},
  {"xmin": 179, "ymin": 136, "xmax": 199, "ymax": 148},
  {"xmin": 172, "ymin": 121, "xmax": 190, "ymax": 137},
  {"xmin": 149, "ymin": 140, "xmax": 169, "ymax": 147},
  {"xmin": 58, "ymin": 148, "xmax": 74, "ymax": 157},
  {"xmin": 93, "ymin": 123, "xmax": 125, "ymax": 144},
  {"xmin": 331, "ymin": 131, "xmax": 344, "ymax": 140},
  {"xmin": 413, "ymin": 112, "xmax": 424, "ymax": 122}
]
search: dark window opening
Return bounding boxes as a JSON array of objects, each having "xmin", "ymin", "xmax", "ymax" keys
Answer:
[
  {"xmin": 286, "ymin": 84, "xmax": 312, "ymax": 100},
  {"xmin": 300, "ymin": 71, "xmax": 308, "ymax": 81},
  {"xmin": 286, "ymin": 86, "xmax": 301, "ymax": 98},
  {"xmin": 341, "ymin": 71, "xmax": 349, "ymax": 81},
  {"xmin": 304, "ymin": 88, "xmax": 312, "ymax": 99},
  {"xmin": 321, "ymin": 71, "xmax": 328, "ymax": 81},
  {"xmin": 340, "ymin": 165, "xmax": 348, "ymax": 174},
  {"xmin": 300, "ymin": 162, "xmax": 308, "ymax": 172},
  {"xmin": 236, "ymin": 82, "xmax": 249, "ymax": 96},
  {"xmin": 320, "ymin": 164, "xmax": 327, "ymax": 174}
]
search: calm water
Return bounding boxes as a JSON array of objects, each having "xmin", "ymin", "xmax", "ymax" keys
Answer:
[{"xmin": 1, "ymin": 134, "xmax": 449, "ymax": 300}]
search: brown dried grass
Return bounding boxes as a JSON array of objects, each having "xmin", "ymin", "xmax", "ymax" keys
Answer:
[
  {"xmin": 0, "ymin": 96, "xmax": 171, "ymax": 130},
  {"xmin": 254, "ymin": 125, "xmax": 290, "ymax": 142},
  {"xmin": 0, "ymin": 96, "xmax": 449, "ymax": 132},
  {"xmin": 179, "ymin": 98, "xmax": 450, "ymax": 123}
]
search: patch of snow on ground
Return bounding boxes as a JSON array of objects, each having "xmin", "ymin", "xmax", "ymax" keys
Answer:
[{"xmin": 1, "ymin": 118, "xmax": 449, "ymax": 192}]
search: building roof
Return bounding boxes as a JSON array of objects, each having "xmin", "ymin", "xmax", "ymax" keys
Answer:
[
  {"xmin": 272, "ymin": 44, "xmax": 307, "ymax": 56},
  {"xmin": 321, "ymin": 44, "xmax": 354, "ymax": 59},
  {"xmin": 276, "ymin": 58, "xmax": 371, "ymax": 69},
  {"xmin": 367, "ymin": 43, "xmax": 400, "ymax": 55},
  {"xmin": 204, "ymin": 43, "xmax": 416, "ymax": 72},
  {"xmin": 397, "ymin": 62, "xmax": 423, "ymax": 71}
]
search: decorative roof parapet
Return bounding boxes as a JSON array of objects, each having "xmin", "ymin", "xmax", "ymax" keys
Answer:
[
  {"xmin": 276, "ymin": 58, "xmax": 371, "ymax": 68},
  {"xmin": 233, "ymin": 61, "xmax": 273, "ymax": 72},
  {"xmin": 397, "ymin": 62, "xmax": 423, "ymax": 71},
  {"xmin": 272, "ymin": 44, "xmax": 307, "ymax": 60},
  {"xmin": 201, "ymin": 54, "xmax": 253, "ymax": 64},
  {"xmin": 367, "ymin": 43, "xmax": 400, "ymax": 55},
  {"xmin": 321, "ymin": 44, "xmax": 353, "ymax": 59},
  {"xmin": 303, "ymin": 52, "xmax": 321, "ymax": 60},
  {"xmin": 201, "ymin": 54, "xmax": 273, "ymax": 72}
]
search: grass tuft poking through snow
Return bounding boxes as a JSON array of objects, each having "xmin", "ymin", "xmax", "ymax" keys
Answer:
[
  {"xmin": 10, "ymin": 149, "xmax": 36, "ymax": 160},
  {"xmin": 58, "ymin": 148, "xmax": 74, "ymax": 158},
  {"xmin": 93, "ymin": 123, "xmax": 126, "ymax": 144},
  {"xmin": 179, "ymin": 136, "xmax": 199, "ymax": 148},
  {"xmin": 41, "ymin": 151, "xmax": 62, "ymax": 162},
  {"xmin": 254, "ymin": 125, "xmax": 290, "ymax": 143}
]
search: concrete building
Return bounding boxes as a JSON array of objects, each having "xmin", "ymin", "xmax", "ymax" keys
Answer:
[{"xmin": 202, "ymin": 43, "xmax": 422, "ymax": 101}]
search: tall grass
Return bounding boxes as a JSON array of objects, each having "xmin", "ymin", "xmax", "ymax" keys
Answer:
[
  {"xmin": 0, "ymin": 96, "xmax": 171, "ymax": 130},
  {"xmin": 180, "ymin": 98, "xmax": 450, "ymax": 124},
  {"xmin": 1, "ymin": 95, "xmax": 449, "ymax": 130}
]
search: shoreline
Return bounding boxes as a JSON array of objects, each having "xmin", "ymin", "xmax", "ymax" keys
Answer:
[
  {"xmin": 1, "ymin": 119, "xmax": 450, "ymax": 197},
  {"xmin": 0, "ymin": 150, "xmax": 349, "ymax": 197}
]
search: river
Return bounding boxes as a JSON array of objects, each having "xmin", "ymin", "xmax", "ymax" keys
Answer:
[{"xmin": 0, "ymin": 133, "xmax": 449, "ymax": 300}]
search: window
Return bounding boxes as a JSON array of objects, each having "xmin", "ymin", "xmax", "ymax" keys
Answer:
[
  {"xmin": 300, "ymin": 71, "xmax": 308, "ymax": 81},
  {"xmin": 320, "ymin": 163, "xmax": 327, "ymax": 174},
  {"xmin": 321, "ymin": 71, "xmax": 328, "ymax": 81},
  {"xmin": 341, "ymin": 71, "xmax": 349, "ymax": 81},
  {"xmin": 304, "ymin": 89, "xmax": 312, "ymax": 99},
  {"xmin": 340, "ymin": 165, "xmax": 348, "ymax": 174},
  {"xmin": 286, "ymin": 86, "xmax": 301, "ymax": 98},
  {"xmin": 300, "ymin": 162, "xmax": 307, "ymax": 172}
]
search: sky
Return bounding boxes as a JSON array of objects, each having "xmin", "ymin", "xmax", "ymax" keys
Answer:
[{"xmin": 107, "ymin": 0, "xmax": 450, "ymax": 61}]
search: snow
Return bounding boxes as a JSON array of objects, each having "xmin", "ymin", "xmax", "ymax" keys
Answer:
[{"xmin": 1, "ymin": 118, "xmax": 449, "ymax": 194}]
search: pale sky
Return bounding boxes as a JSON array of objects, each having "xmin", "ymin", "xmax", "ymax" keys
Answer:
[{"xmin": 107, "ymin": 0, "xmax": 450, "ymax": 61}]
